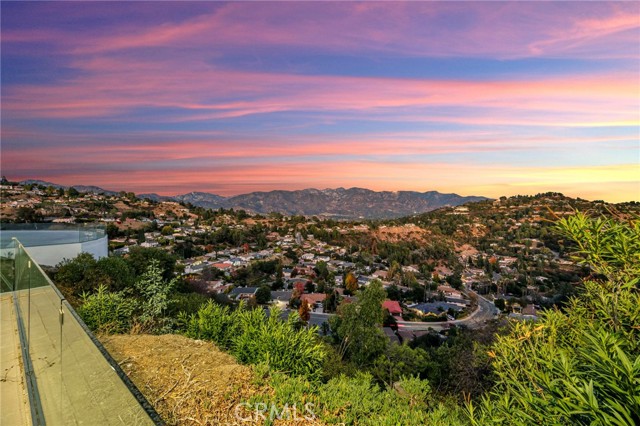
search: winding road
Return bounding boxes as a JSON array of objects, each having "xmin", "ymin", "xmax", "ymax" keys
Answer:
[{"xmin": 297, "ymin": 290, "xmax": 499, "ymax": 332}]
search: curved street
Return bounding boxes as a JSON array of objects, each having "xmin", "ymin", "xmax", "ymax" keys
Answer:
[{"xmin": 298, "ymin": 291, "xmax": 499, "ymax": 332}]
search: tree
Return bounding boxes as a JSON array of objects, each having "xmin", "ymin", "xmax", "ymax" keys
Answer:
[
  {"xmin": 255, "ymin": 285, "xmax": 271, "ymax": 305},
  {"xmin": 55, "ymin": 253, "xmax": 98, "ymax": 294},
  {"xmin": 16, "ymin": 207, "xmax": 42, "ymax": 223},
  {"xmin": 324, "ymin": 290, "xmax": 341, "ymax": 313},
  {"xmin": 372, "ymin": 343, "xmax": 431, "ymax": 386},
  {"xmin": 299, "ymin": 300, "xmax": 311, "ymax": 324},
  {"xmin": 468, "ymin": 213, "xmax": 640, "ymax": 425},
  {"xmin": 126, "ymin": 246, "xmax": 176, "ymax": 281},
  {"xmin": 331, "ymin": 280, "xmax": 387, "ymax": 367},
  {"xmin": 315, "ymin": 261, "xmax": 329, "ymax": 281},
  {"xmin": 305, "ymin": 279, "xmax": 315, "ymax": 293},
  {"xmin": 273, "ymin": 263, "xmax": 284, "ymax": 290},
  {"xmin": 67, "ymin": 187, "xmax": 80, "ymax": 197},
  {"xmin": 344, "ymin": 272, "xmax": 358, "ymax": 294},
  {"xmin": 386, "ymin": 284, "xmax": 402, "ymax": 301},
  {"xmin": 94, "ymin": 256, "xmax": 135, "ymax": 292}
]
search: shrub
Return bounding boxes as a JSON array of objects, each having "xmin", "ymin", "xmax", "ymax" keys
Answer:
[
  {"xmin": 253, "ymin": 368, "xmax": 467, "ymax": 426},
  {"xmin": 78, "ymin": 285, "xmax": 138, "ymax": 333},
  {"xmin": 135, "ymin": 260, "xmax": 177, "ymax": 327},
  {"xmin": 184, "ymin": 303, "xmax": 326, "ymax": 381},
  {"xmin": 468, "ymin": 213, "xmax": 640, "ymax": 425}
]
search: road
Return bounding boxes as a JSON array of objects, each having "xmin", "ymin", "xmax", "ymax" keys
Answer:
[
  {"xmin": 281, "ymin": 292, "xmax": 499, "ymax": 332},
  {"xmin": 396, "ymin": 291, "xmax": 499, "ymax": 331}
]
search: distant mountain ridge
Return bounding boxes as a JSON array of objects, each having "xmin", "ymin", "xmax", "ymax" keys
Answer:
[
  {"xmin": 18, "ymin": 180, "xmax": 488, "ymax": 219},
  {"xmin": 19, "ymin": 179, "xmax": 119, "ymax": 196},
  {"xmin": 154, "ymin": 187, "xmax": 488, "ymax": 219}
]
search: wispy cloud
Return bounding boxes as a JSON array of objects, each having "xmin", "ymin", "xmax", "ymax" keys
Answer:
[{"xmin": 2, "ymin": 1, "xmax": 638, "ymax": 202}]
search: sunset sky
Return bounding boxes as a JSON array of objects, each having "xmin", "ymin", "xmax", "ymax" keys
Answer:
[{"xmin": 2, "ymin": 1, "xmax": 639, "ymax": 202}]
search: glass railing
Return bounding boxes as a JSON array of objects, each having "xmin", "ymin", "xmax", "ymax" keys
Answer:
[{"xmin": 1, "ymin": 239, "xmax": 159, "ymax": 425}]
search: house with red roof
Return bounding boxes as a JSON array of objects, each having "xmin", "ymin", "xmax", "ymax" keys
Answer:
[{"xmin": 382, "ymin": 300, "xmax": 402, "ymax": 319}]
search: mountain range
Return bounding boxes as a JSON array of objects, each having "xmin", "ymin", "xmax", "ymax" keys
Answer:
[{"xmin": 18, "ymin": 180, "xmax": 488, "ymax": 219}]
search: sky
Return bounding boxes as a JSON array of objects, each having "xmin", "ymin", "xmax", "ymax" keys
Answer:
[{"xmin": 1, "ymin": 1, "xmax": 639, "ymax": 202}]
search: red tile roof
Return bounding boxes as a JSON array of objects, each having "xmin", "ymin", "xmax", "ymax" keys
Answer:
[
  {"xmin": 301, "ymin": 293, "xmax": 327, "ymax": 304},
  {"xmin": 382, "ymin": 300, "xmax": 402, "ymax": 315}
]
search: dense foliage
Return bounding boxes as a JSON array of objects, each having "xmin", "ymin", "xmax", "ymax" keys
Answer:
[
  {"xmin": 78, "ymin": 285, "xmax": 138, "ymax": 333},
  {"xmin": 468, "ymin": 213, "xmax": 640, "ymax": 425},
  {"xmin": 251, "ymin": 366, "xmax": 467, "ymax": 426},
  {"xmin": 183, "ymin": 303, "xmax": 326, "ymax": 381}
]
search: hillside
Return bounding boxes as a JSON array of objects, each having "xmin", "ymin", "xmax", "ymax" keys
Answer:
[{"xmin": 102, "ymin": 334, "xmax": 322, "ymax": 426}]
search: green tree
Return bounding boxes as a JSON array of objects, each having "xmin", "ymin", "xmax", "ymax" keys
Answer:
[
  {"xmin": 323, "ymin": 290, "xmax": 341, "ymax": 313},
  {"xmin": 126, "ymin": 246, "xmax": 176, "ymax": 281},
  {"xmin": 468, "ymin": 213, "xmax": 640, "ymax": 425},
  {"xmin": 331, "ymin": 280, "xmax": 387, "ymax": 367},
  {"xmin": 15, "ymin": 207, "xmax": 43, "ymax": 223},
  {"xmin": 91, "ymin": 256, "xmax": 135, "ymax": 292},
  {"xmin": 372, "ymin": 343, "xmax": 432, "ymax": 386},
  {"xmin": 55, "ymin": 253, "xmax": 98, "ymax": 294},
  {"xmin": 315, "ymin": 261, "xmax": 329, "ymax": 281},
  {"xmin": 273, "ymin": 262, "xmax": 284, "ymax": 290},
  {"xmin": 255, "ymin": 285, "xmax": 272, "ymax": 305}
]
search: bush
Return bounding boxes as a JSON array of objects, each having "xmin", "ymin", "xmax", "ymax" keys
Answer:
[
  {"xmin": 252, "ymin": 368, "xmax": 467, "ymax": 426},
  {"xmin": 167, "ymin": 292, "xmax": 211, "ymax": 317},
  {"xmin": 468, "ymin": 213, "xmax": 640, "ymax": 425},
  {"xmin": 78, "ymin": 285, "xmax": 138, "ymax": 333},
  {"xmin": 184, "ymin": 303, "xmax": 326, "ymax": 381}
]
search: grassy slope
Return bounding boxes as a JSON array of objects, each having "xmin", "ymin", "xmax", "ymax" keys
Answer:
[{"xmin": 102, "ymin": 334, "xmax": 323, "ymax": 426}]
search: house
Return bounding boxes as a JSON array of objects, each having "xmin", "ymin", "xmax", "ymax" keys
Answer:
[
  {"xmin": 300, "ymin": 293, "xmax": 327, "ymax": 311},
  {"xmin": 522, "ymin": 304, "xmax": 538, "ymax": 316},
  {"xmin": 383, "ymin": 327, "xmax": 400, "ymax": 344},
  {"xmin": 411, "ymin": 302, "xmax": 463, "ymax": 316},
  {"xmin": 184, "ymin": 262, "xmax": 209, "ymax": 275},
  {"xmin": 382, "ymin": 300, "xmax": 402, "ymax": 319},
  {"xmin": 357, "ymin": 275, "xmax": 371, "ymax": 286},
  {"xmin": 212, "ymin": 262, "xmax": 233, "ymax": 272},
  {"xmin": 372, "ymin": 270, "xmax": 389, "ymax": 280},
  {"xmin": 228, "ymin": 287, "xmax": 259, "ymax": 300},
  {"xmin": 270, "ymin": 291, "xmax": 293, "ymax": 308},
  {"xmin": 437, "ymin": 285, "xmax": 462, "ymax": 299}
]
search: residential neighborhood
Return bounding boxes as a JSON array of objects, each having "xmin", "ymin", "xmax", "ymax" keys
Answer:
[{"xmin": 3, "ymin": 180, "xmax": 637, "ymax": 340}]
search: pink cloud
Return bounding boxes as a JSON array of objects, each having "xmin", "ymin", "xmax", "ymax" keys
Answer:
[
  {"xmin": 4, "ymin": 2, "xmax": 637, "ymax": 59},
  {"xmin": 3, "ymin": 55, "xmax": 637, "ymax": 130}
]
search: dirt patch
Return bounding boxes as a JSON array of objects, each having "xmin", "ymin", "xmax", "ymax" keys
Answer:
[
  {"xmin": 101, "ymin": 334, "xmax": 256, "ymax": 425},
  {"xmin": 113, "ymin": 201, "xmax": 133, "ymax": 211},
  {"xmin": 153, "ymin": 202, "xmax": 197, "ymax": 220},
  {"xmin": 456, "ymin": 244, "xmax": 478, "ymax": 258},
  {"xmin": 374, "ymin": 224, "xmax": 430, "ymax": 243},
  {"xmin": 116, "ymin": 218, "xmax": 148, "ymax": 231},
  {"xmin": 101, "ymin": 334, "xmax": 322, "ymax": 426}
]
